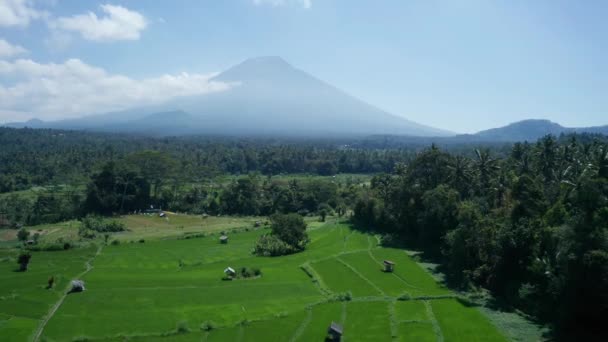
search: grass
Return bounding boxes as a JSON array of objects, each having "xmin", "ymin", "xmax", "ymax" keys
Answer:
[
  {"xmin": 296, "ymin": 302, "xmax": 342, "ymax": 341},
  {"xmin": 311, "ymin": 258, "xmax": 381, "ymax": 297},
  {"xmin": 0, "ymin": 220, "xmax": 516, "ymax": 341},
  {"xmin": 343, "ymin": 301, "xmax": 392, "ymax": 341},
  {"xmin": 394, "ymin": 300, "xmax": 429, "ymax": 322},
  {"xmin": 431, "ymin": 298, "xmax": 508, "ymax": 342},
  {"xmin": 0, "ymin": 246, "xmax": 96, "ymax": 340},
  {"xmin": 371, "ymin": 247, "xmax": 452, "ymax": 297},
  {"xmin": 339, "ymin": 251, "xmax": 408, "ymax": 296},
  {"xmin": 396, "ymin": 321, "xmax": 437, "ymax": 341}
]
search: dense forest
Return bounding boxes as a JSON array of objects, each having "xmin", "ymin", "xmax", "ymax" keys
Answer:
[
  {"xmin": 1, "ymin": 127, "xmax": 607, "ymax": 340},
  {"xmin": 0, "ymin": 127, "xmax": 422, "ymax": 193},
  {"xmin": 354, "ymin": 135, "xmax": 608, "ymax": 340}
]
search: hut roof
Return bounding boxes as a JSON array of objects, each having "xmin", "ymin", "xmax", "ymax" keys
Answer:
[
  {"xmin": 383, "ymin": 260, "xmax": 395, "ymax": 265},
  {"xmin": 329, "ymin": 321, "xmax": 343, "ymax": 334},
  {"xmin": 224, "ymin": 267, "xmax": 235, "ymax": 274},
  {"xmin": 220, "ymin": 235, "xmax": 228, "ymax": 240},
  {"xmin": 70, "ymin": 280, "xmax": 85, "ymax": 292}
]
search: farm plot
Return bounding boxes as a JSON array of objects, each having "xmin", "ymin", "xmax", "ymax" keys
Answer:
[
  {"xmin": 394, "ymin": 300, "xmax": 429, "ymax": 322},
  {"xmin": 342, "ymin": 230, "xmax": 371, "ymax": 252},
  {"xmin": 0, "ymin": 247, "xmax": 96, "ymax": 341},
  {"xmin": 42, "ymin": 232, "xmax": 321, "ymax": 340},
  {"xmin": 396, "ymin": 321, "xmax": 437, "ymax": 342},
  {"xmin": 338, "ymin": 251, "xmax": 409, "ymax": 296},
  {"xmin": 371, "ymin": 248, "xmax": 451, "ymax": 297},
  {"xmin": 241, "ymin": 310, "xmax": 307, "ymax": 341},
  {"xmin": 343, "ymin": 301, "xmax": 392, "ymax": 341},
  {"xmin": 1, "ymin": 221, "xmax": 510, "ymax": 341},
  {"xmin": 311, "ymin": 258, "xmax": 381, "ymax": 297},
  {"xmin": 295, "ymin": 302, "xmax": 343, "ymax": 341},
  {"xmin": 431, "ymin": 298, "xmax": 508, "ymax": 342}
]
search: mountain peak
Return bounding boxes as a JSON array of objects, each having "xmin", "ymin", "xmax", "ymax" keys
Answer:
[
  {"xmin": 212, "ymin": 56, "xmax": 298, "ymax": 83},
  {"xmin": 242, "ymin": 56, "xmax": 289, "ymax": 65}
]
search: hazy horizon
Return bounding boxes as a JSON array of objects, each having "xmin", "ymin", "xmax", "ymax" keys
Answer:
[{"xmin": 1, "ymin": 0, "xmax": 608, "ymax": 133}]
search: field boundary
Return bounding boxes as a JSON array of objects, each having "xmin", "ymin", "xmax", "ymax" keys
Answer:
[
  {"xmin": 424, "ymin": 300, "xmax": 444, "ymax": 342},
  {"xmin": 289, "ymin": 307, "xmax": 312, "ymax": 342}
]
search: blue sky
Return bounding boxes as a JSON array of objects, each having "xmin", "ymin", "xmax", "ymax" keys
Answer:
[{"xmin": 1, "ymin": 0, "xmax": 607, "ymax": 133}]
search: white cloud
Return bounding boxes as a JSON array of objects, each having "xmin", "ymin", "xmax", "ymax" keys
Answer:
[
  {"xmin": 253, "ymin": 0, "xmax": 312, "ymax": 9},
  {"xmin": 0, "ymin": 38, "xmax": 27, "ymax": 57},
  {"xmin": 52, "ymin": 4, "xmax": 147, "ymax": 42},
  {"xmin": 0, "ymin": 0, "xmax": 45, "ymax": 27},
  {"xmin": 0, "ymin": 58, "xmax": 234, "ymax": 122}
]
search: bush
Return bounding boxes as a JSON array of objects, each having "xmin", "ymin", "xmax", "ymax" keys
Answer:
[
  {"xmin": 254, "ymin": 214, "xmax": 308, "ymax": 256},
  {"xmin": 111, "ymin": 239, "xmax": 120, "ymax": 245},
  {"xmin": 17, "ymin": 251, "xmax": 31, "ymax": 271},
  {"xmin": 81, "ymin": 216, "xmax": 126, "ymax": 233},
  {"xmin": 17, "ymin": 228, "xmax": 30, "ymax": 242},
  {"xmin": 26, "ymin": 240, "xmax": 75, "ymax": 251},
  {"xmin": 330, "ymin": 291, "xmax": 352, "ymax": 302},
  {"xmin": 200, "ymin": 321, "xmax": 216, "ymax": 331},
  {"xmin": 176, "ymin": 321, "xmax": 190, "ymax": 334},
  {"xmin": 253, "ymin": 234, "xmax": 295, "ymax": 256}
]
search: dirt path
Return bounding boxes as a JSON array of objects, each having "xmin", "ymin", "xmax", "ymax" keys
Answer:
[{"xmin": 31, "ymin": 244, "xmax": 103, "ymax": 342}]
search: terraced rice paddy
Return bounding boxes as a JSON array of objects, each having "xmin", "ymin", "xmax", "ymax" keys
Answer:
[{"xmin": 1, "ymin": 220, "xmax": 508, "ymax": 341}]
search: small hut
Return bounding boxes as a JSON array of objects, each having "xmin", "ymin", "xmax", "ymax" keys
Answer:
[
  {"xmin": 220, "ymin": 235, "xmax": 228, "ymax": 244},
  {"xmin": 326, "ymin": 321, "xmax": 343, "ymax": 341},
  {"xmin": 383, "ymin": 260, "xmax": 395, "ymax": 272},
  {"xmin": 70, "ymin": 280, "xmax": 85, "ymax": 293},
  {"xmin": 224, "ymin": 267, "xmax": 236, "ymax": 278}
]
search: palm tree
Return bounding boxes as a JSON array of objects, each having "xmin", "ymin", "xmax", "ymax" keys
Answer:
[
  {"xmin": 448, "ymin": 155, "xmax": 473, "ymax": 197},
  {"xmin": 474, "ymin": 148, "xmax": 500, "ymax": 193},
  {"xmin": 535, "ymin": 135, "xmax": 557, "ymax": 183}
]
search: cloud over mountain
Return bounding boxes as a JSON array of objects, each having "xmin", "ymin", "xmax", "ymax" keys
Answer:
[{"xmin": 0, "ymin": 58, "xmax": 233, "ymax": 122}]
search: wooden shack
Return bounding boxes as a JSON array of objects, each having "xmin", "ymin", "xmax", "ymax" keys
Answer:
[
  {"xmin": 326, "ymin": 321, "xmax": 343, "ymax": 341},
  {"xmin": 220, "ymin": 235, "xmax": 228, "ymax": 244},
  {"xmin": 224, "ymin": 267, "xmax": 236, "ymax": 277},
  {"xmin": 383, "ymin": 260, "xmax": 395, "ymax": 272}
]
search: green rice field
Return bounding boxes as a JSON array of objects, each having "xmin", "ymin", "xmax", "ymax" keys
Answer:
[{"xmin": 1, "ymin": 219, "xmax": 509, "ymax": 341}]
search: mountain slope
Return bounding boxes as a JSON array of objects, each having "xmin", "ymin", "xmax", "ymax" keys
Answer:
[
  {"xmin": 3, "ymin": 57, "xmax": 451, "ymax": 137},
  {"xmin": 472, "ymin": 119, "xmax": 608, "ymax": 141}
]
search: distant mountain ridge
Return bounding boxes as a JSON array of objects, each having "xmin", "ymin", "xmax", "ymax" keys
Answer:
[
  {"xmin": 468, "ymin": 119, "xmax": 608, "ymax": 141},
  {"xmin": 3, "ymin": 56, "xmax": 451, "ymax": 137}
]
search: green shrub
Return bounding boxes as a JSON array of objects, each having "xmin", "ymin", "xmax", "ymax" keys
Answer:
[
  {"xmin": 397, "ymin": 293, "xmax": 411, "ymax": 301},
  {"xmin": 17, "ymin": 228, "xmax": 30, "ymax": 242},
  {"xmin": 253, "ymin": 234, "xmax": 295, "ymax": 256},
  {"xmin": 80, "ymin": 215, "xmax": 126, "ymax": 233},
  {"xmin": 176, "ymin": 321, "xmax": 190, "ymax": 334},
  {"xmin": 200, "ymin": 320, "xmax": 216, "ymax": 331},
  {"xmin": 330, "ymin": 291, "xmax": 352, "ymax": 302}
]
